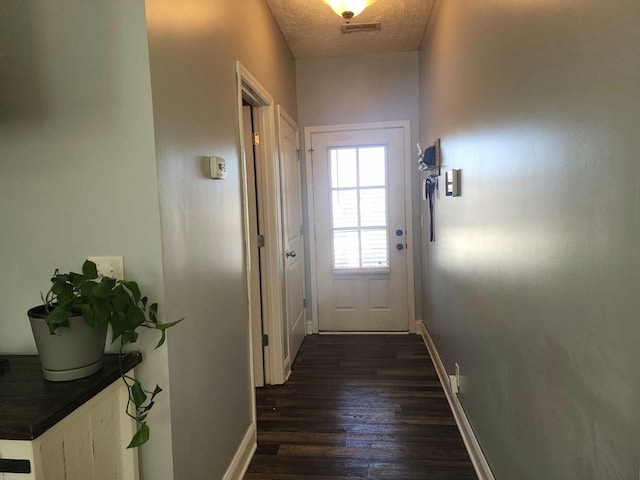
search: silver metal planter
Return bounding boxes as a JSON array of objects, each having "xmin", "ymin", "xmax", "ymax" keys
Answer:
[{"xmin": 28, "ymin": 305, "xmax": 108, "ymax": 382}]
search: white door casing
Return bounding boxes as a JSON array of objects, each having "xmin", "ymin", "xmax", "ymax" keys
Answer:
[
  {"xmin": 242, "ymin": 105, "xmax": 265, "ymax": 388},
  {"xmin": 306, "ymin": 122, "xmax": 415, "ymax": 332},
  {"xmin": 277, "ymin": 106, "xmax": 305, "ymax": 377},
  {"xmin": 236, "ymin": 62, "xmax": 287, "ymax": 389}
]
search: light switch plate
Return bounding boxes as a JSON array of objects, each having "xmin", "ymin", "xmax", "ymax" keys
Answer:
[
  {"xmin": 88, "ymin": 256, "xmax": 124, "ymax": 280},
  {"xmin": 446, "ymin": 169, "xmax": 461, "ymax": 197}
]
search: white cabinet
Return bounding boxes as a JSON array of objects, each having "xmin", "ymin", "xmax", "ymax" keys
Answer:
[{"xmin": 0, "ymin": 356, "xmax": 140, "ymax": 480}]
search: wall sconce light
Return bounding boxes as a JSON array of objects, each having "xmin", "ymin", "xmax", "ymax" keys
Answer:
[{"xmin": 324, "ymin": 0, "xmax": 377, "ymax": 23}]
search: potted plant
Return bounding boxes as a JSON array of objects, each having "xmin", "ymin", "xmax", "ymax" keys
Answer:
[{"xmin": 28, "ymin": 259, "xmax": 181, "ymax": 447}]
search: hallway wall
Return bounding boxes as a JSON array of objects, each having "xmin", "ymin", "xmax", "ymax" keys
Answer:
[
  {"xmin": 0, "ymin": 2, "xmax": 172, "ymax": 477},
  {"xmin": 418, "ymin": 1, "xmax": 640, "ymax": 478},
  {"xmin": 296, "ymin": 51, "xmax": 422, "ymax": 325},
  {"xmin": 144, "ymin": 0, "xmax": 297, "ymax": 478}
]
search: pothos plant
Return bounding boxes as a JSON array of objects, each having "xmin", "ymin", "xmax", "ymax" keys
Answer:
[{"xmin": 43, "ymin": 260, "xmax": 182, "ymax": 448}]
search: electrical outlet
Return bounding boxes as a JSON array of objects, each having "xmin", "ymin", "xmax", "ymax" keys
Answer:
[{"xmin": 88, "ymin": 256, "xmax": 124, "ymax": 280}]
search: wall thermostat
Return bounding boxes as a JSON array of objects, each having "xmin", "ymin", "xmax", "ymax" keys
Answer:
[
  {"xmin": 208, "ymin": 156, "xmax": 227, "ymax": 180},
  {"xmin": 445, "ymin": 169, "xmax": 460, "ymax": 197}
]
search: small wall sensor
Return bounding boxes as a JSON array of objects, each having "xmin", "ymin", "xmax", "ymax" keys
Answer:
[
  {"xmin": 445, "ymin": 169, "xmax": 460, "ymax": 197},
  {"xmin": 208, "ymin": 156, "xmax": 227, "ymax": 180}
]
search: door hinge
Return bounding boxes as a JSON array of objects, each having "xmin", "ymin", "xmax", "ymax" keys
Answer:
[
  {"xmin": 257, "ymin": 234, "xmax": 265, "ymax": 248},
  {"xmin": 262, "ymin": 334, "xmax": 269, "ymax": 347},
  {"xmin": 253, "ymin": 132, "xmax": 260, "ymax": 146},
  {"xmin": 303, "ymin": 298, "xmax": 307, "ymax": 308}
]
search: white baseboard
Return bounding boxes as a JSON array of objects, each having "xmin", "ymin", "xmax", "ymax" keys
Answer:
[
  {"xmin": 222, "ymin": 422, "xmax": 256, "ymax": 480},
  {"xmin": 318, "ymin": 331, "xmax": 409, "ymax": 335},
  {"xmin": 417, "ymin": 320, "xmax": 495, "ymax": 480}
]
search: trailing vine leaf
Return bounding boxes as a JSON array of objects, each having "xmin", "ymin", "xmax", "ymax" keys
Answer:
[
  {"xmin": 127, "ymin": 423, "xmax": 149, "ymax": 449},
  {"xmin": 131, "ymin": 381, "xmax": 147, "ymax": 408},
  {"xmin": 151, "ymin": 319, "xmax": 183, "ymax": 348}
]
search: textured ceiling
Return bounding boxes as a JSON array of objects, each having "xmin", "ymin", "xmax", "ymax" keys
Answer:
[{"xmin": 265, "ymin": 0, "xmax": 435, "ymax": 59}]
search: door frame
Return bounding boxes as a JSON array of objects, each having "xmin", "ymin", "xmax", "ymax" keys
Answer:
[
  {"xmin": 236, "ymin": 62, "xmax": 288, "ymax": 387},
  {"xmin": 304, "ymin": 121, "xmax": 416, "ymax": 334}
]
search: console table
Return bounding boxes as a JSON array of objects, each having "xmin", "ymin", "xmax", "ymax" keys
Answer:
[{"xmin": 0, "ymin": 354, "xmax": 141, "ymax": 479}]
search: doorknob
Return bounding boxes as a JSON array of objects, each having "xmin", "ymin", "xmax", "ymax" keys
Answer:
[
  {"xmin": 395, "ymin": 243, "xmax": 404, "ymax": 251},
  {"xmin": 286, "ymin": 250, "xmax": 297, "ymax": 258}
]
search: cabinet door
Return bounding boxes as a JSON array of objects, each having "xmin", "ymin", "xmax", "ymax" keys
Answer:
[{"xmin": 33, "ymin": 379, "xmax": 139, "ymax": 480}]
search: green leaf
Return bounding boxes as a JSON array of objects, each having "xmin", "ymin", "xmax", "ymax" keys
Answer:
[
  {"xmin": 154, "ymin": 318, "xmax": 183, "ymax": 330},
  {"xmin": 152, "ymin": 318, "xmax": 182, "ymax": 349},
  {"xmin": 110, "ymin": 311, "xmax": 128, "ymax": 343},
  {"xmin": 51, "ymin": 280, "xmax": 74, "ymax": 305},
  {"xmin": 121, "ymin": 330, "xmax": 139, "ymax": 345},
  {"xmin": 127, "ymin": 423, "xmax": 149, "ymax": 448},
  {"xmin": 111, "ymin": 285, "xmax": 132, "ymax": 312},
  {"xmin": 82, "ymin": 260, "xmax": 98, "ymax": 279},
  {"xmin": 70, "ymin": 273, "xmax": 89, "ymax": 293},
  {"xmin": 46, "ymin": 307, "xmax": 71, "ymax": 333},
  {"xmin": 131, "ymin": 381, "xmax": 147, "ymax": 408},
  {"xmin": 126, "ymin": 305, "xmax": 146, "ymax": 329},
  {"xmin": 78, "ymin": 280, "xmax": 95, "ymax": 297},
  {"xmin": 80, "ymin": 304, "xmax": 96, "ymax": 327},
  {"xmin": 121, "ymin": 281, "xmax": 141, "ymax": 304},
  {"xmin": 155, "ymin": 330, "xmax": 166, "ymax": 349},
  {"xmin": 92, "ymin": 277, "xmax": 116, "ymax": 299},
  {"xmin": 91, "ymin": 298, "xmax": 111, "ymax": 326},
  {"xmin": 149, "ymin": 303, "xmax": 158, "ymax": 323}
]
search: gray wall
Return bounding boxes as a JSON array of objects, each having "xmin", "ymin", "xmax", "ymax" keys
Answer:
[
  {"xmin": 296, "ymin": 52, "xmax": 422, "ymax": 323},
  {"xmin": 419, "ymin": 1, "xmax": 640, "ymax": 478},
  {"xmin": 0, "ymin": 1, "xmax": 173, "ymax": 477},
  {"xmin": 144, "ymin": 0, "xmax": 297, "ymax": 478}
]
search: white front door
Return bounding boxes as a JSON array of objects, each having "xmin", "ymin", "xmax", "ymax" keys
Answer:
[
  {"xmin": 278, "ymin": 107, "xmax": 305, "ymax": 372},
  {"xmin": 310, "ymin": 126, "xmax": 409, "ymax": 331}
]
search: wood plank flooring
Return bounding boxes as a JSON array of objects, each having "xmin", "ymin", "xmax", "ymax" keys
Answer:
[{"xmin": 244, "ymin": 334, "xmax": 476, "ymax": 480}]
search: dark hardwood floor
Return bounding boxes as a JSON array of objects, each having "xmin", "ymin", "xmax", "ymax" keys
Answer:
[{"xmin": 244, "ymin": 334, "xmax": 476, "ymax": 480}]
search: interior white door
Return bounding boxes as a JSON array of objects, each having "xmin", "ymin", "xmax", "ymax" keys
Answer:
[
  {"xmin": 278, "ymin": 107, "xmax": 305, "ymax": 369},
  {"xmin": 311, "ymin": 126, "xmax": 409, "ymax": 331}
]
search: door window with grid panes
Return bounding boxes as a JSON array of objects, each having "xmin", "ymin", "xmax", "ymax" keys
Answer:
[{"xmin": 329, "ymin": 146, "xmax": 389, "ymax": 270}]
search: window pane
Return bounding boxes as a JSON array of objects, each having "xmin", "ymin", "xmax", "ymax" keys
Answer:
[
  {"xmin": 332, "ymin": 190, "xmax": 358, "ymax": 228},
  {"xmin": 361, "ymin": 229, "xmax": 389, "ymax": 268},
  {"xmin": 329, "ymin": 146, "xmax": 390, "ymax": 270},
  {"xmin": 358, "ymin": 147, "xmax": 386, "ymax": 187},
  {"xmin": 331, "ymin": 148, "xmax": 357, "ymax": 188},
  {"xmin": 333, "ymin": 230, "xmax": 360, "ymax": 268},
  {"xmin": 359, "ymin": 188, "xmax": 386, "ymax": 227}
]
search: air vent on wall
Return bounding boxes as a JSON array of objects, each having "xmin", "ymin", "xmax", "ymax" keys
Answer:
[{"xmin": 341, "ymin": 22, "xmax": 381, "ymax": 33}]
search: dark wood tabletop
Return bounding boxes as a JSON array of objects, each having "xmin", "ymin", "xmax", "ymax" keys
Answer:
[{"xmin": 0, "ymin": 353, "xmax": 141, "ymax": 441}]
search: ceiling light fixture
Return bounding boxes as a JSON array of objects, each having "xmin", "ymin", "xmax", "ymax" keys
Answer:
[{"xmin": 324, "ymin": 0, "xmax": 377, "ymax": 23}]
